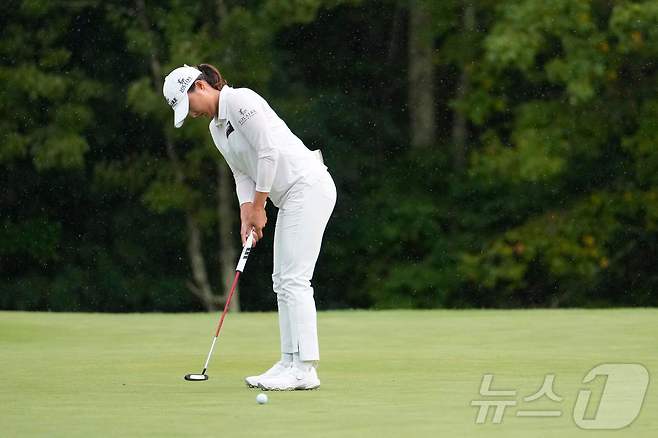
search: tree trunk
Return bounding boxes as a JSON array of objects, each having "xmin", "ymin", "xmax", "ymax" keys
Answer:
[
  {"xmin": 217, "ymin": 161, "xmax": 240, "ymax": 311},
  {"xmin": 387, "ymin": 1, "xmax": 403, "ymax": 66},
  {"xmin": 136, "ymin": 0, "xmax": 219, "ymax": 311},
  {"xmin": 452, "ymin": 1, "xmax": 475, "ymax": 171},
  {"xmin": 184, "ymin": 212, "xmax": 218, "ymax": 311},
  {"xmin": 408, "ymin": 0, "xmax": 436, "ymax": 149}
]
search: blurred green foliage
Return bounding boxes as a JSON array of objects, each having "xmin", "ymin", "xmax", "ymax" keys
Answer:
[{"xmin": 1, "ymin": 0, "xmax": 657, "ymax": 311}]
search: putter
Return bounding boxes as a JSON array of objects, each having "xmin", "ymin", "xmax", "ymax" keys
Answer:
[{"xmin": 184, "ymin": 230, "xmax": 256, "ymax": 381}]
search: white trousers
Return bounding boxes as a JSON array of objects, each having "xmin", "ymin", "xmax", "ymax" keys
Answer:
[{"xmin": 272, "ymin": 169, "xmax": 336, "ymax": 361}]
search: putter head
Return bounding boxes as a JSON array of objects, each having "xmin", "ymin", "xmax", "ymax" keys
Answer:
[{"xmin": 184, "ymin": 373, "xmax": 208, "ymax": 381}]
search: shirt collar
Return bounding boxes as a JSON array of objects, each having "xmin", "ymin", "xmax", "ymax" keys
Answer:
[{"xmin": 213, "ymin": 85, "xmax": 231, "ymax": 126}]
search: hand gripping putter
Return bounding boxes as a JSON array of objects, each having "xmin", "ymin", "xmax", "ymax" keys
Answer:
[{"xmin": 184, "ymin": 230, "xmax": 255, "ymax": 381}]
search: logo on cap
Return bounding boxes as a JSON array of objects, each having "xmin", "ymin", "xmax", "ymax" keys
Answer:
[{"xmin": 177, "ymin": 76, "xmax": 193, "ymax": 93}]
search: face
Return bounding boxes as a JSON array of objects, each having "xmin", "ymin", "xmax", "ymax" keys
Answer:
[{"xmin": 187, "ymin": 81, "xmax": 217, "ymax": 119}]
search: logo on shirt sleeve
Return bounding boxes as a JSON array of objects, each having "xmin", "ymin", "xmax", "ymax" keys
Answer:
[
  {"xmin": 238, "ymin": 107, "xmax": 257, "ymax": 126},
  {"xmin": 226, "ymin": 121, "xmax": 235, "ymax": 138}
]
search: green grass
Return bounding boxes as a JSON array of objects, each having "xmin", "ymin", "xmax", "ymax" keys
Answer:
[{"xmin": 1, "ymin": 309, "xmax": 656, "ymax": 437}]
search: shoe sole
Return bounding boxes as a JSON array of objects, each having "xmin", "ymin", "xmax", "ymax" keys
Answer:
[
  {"xmin": 245, "ymin": 374, "xmax": 291, "ymax": 388},
  {"xmin": 244, "ymin": 378, "xmax": 259, "ymax": 388},
  {"xmin": 257, "ymin": 382, "xmax": 320, "ymax": 391}
]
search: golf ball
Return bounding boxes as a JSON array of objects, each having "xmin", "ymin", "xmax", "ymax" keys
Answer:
[{"xmin": 256, "ymin": 393, "xmax": 268, "ymax": 405}]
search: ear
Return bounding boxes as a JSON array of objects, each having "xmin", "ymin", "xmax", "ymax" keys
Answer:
[{"xmin": 193, "ymin": 80, "xmax": 205, "ymax": 91}]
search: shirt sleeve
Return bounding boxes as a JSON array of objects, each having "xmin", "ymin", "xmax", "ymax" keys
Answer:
[
  {"xmin": 226, "ymin": 160, "xmax": 256, "ymax": 205},
  {"xmin": 228, "ymin": 89, "xmax": 279, "ymax": 193}
]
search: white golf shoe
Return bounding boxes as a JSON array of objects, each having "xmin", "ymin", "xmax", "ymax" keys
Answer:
[
  {"xmin": 257, "ymin": 363, "xmax": 321, "ymax": 391},
  {"xmin": 244, "ymin": 361, "xmax": 292, "ymax": 388}
]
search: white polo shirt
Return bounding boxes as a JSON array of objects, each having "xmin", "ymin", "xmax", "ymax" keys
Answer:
[{"xmin": 209, "ymin": 85, "xmax": 327, "ymax": 208}]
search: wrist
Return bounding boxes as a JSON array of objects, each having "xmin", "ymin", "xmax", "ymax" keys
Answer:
[{"xmin": 240, "ymin": 202, "xmax": 253, "ymax": 216}]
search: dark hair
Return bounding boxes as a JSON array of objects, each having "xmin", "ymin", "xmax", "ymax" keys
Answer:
[{"xmin": 189, "ymin": 63, "xmax": 227, "ymax": 92}]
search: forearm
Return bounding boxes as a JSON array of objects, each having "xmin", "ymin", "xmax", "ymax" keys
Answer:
[
  {"xmin": 240, "ymin": 192, "xmax": 269, "ymax": 244},
  {"xmin": 252, "ymin": 151, "xmax": 276, "ymax": 210},
  {"xmin": 235, "ymin": 178, "xmax": 256, "ymax": 206},
  {"xmin": 253, "ymin": 191, "xmax": 268, "ymax": 209},
  {"xmin": 240, "ymin": 191, "xmax": 268, "ymax": 217}
]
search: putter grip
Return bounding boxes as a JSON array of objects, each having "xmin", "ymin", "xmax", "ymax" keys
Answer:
[{"xmin": 236, "ymin": 230, "xmax": 254, "ymax": 272}]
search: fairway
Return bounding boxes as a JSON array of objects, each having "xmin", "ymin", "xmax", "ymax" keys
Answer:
[{"xmin": 1, "ymin": 309, "xmax": 656, "ymax": 437}]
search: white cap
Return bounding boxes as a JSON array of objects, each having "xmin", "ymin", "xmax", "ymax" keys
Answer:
[{"xmin": 162, "ymin": 65, "xmax": 202, "ymax": 128}]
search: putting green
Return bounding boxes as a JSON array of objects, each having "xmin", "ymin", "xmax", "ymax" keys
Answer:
[{"xmin": 1, "ymin": 309, "xmax": 656, "ymax": 437}]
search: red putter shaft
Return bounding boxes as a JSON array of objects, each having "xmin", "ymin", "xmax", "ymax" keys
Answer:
[
  {"xmin": 214, "ymin": 271, "xmax": 240, "ymax": 337},
  {"xmin": 196, "ymin": 230, "xmax": 255, "ymax": 377}
]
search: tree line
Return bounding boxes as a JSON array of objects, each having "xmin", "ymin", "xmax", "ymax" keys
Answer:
[{"xmin": 1, "ymin": 0, "xmax": 657, "ymax": 312}]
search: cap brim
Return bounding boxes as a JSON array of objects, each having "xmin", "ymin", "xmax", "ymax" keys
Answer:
[{"xmin": 173, "ymin": 94, "xmax": 190, "ymax": 128}]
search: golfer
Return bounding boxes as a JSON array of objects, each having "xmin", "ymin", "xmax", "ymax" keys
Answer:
[{"xmin": 163, "ymin": 64, "xmax": 336, "ymax": 390}]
